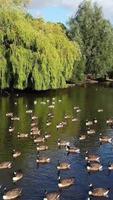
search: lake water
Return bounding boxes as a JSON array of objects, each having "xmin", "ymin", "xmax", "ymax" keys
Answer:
[{"xmin": 0, "ymin": 85, "xmax": 113, "ymax": 200}]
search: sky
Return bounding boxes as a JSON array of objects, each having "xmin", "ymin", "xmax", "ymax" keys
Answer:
[{"xmin": 28, "ymin": 0, "xmax": 113, "ymax": 24}]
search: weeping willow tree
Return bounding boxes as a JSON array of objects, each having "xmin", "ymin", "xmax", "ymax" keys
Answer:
[{"xmin": 0, "ymin": 3, "xmax": 81, "ymax": 90}]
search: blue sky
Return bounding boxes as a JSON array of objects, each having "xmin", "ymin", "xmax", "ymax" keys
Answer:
[{"xmin": 28, "ymin": 0, "xmax": 113, "ymax": 24}]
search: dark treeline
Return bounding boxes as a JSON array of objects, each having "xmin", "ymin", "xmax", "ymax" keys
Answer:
[{"xmin": 0, "ymin": 0, "xmax": 113, "ymax": 91}]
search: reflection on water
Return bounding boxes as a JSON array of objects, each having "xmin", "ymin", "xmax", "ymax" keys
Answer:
[{"xmin": 0, "ymin": 86, "xmax": 113, "ymax": 199}]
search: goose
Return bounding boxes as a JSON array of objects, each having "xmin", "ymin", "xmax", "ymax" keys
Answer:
[
  {"xmin": 56, "ymin": 124, "xmax": 64, "ymax": 129},
  {"xmin": 36, "ymin": 155, "xmax": 51, "ymax": 164},
  {"xmin": 66, "ymin": 146, "xmax": 80, "ymax": 154},
  {"xmin": 85, "ymin": 152, "xmax": 100, "ymax": 162},
  {"xmin": 26, "ymin": 110, "xmax": 32, "ymax": 113},
  {"xmin": 3, "ymin": 188, "xmax": 22, "ymax": 200},
  {"xmin": 106, "ymin": 119, "xmax": 113, "ymax": 126},
  {"xmin": 64, "ymin": 115, "xmax": 71, "ymax": 119},
  {"xmin": 108, "ymin": 163, "xmax": 113, "ymax": 170},
  {"xmin": 0, "ymin": 162, "xmax": 12, "ymax": 169},
  {"xmin": 11, "ymin": 117, "xmax": 20, "ymax": 121},
  {"xmin": 87, "ymin": 129, "xmax": 95, "ymax": 135},
  {"xmin": 79, "ymin": 135, "xmax": 86, "ymax": 141},
  {"xmin": 99, "ymin": 135, "xmax": 112, "ymax": 143},
  {"xmin": 30, "ymin": 130, "xmax": 40, "ymax": 136},
  {"xmin": 34, "ymin": 136, "xmax": 45, "ymax": 143},
  {"xmin": 76, "ymin": 109, "xmax": 81, "ymax": 113},
  {"xmin": 87, "ymin": 162, "xmax": 103, "ymax": 172},
  {"xmin": 57, "ymin": 139, "xmax": 70, "ymax": 148},
  {"xmin": 86, "ymin": 120, "xmax": 93, "ymax": 126},
  {"xmin": 57, "ymin": 162, "xmax": 70, "ymax": 170},
  {"xmin": 9, "ymin": 127, "xmax": 15, "ymax": 133},
  {"xmin": 45, "ymin": 133, "xmax": 51, "ymax": 139},
  {"xmin": 72, "ymin": 118, "xmax": 78, "ymax": 122},
  {"xmin": 17, "ymin": 133, "xmax": 29, "ymax": 138},
  {"xmin": 6, "ymin": 113, "xmax": 13, "ymax": 117},
  {"xmin": 93, "ymin": 118, "xmax": 98, "ymax": 124},
  {"xmin": 31, "ymin": 116, "xmax": 38, "ymax": 120},
  {"xmin": 58, "ymin": 176, "xmax": 74, "ymax": 188},
  {"xmin": 74, "ymin": 106, "xmax": 79, "ymax": 110},
  {"xmin": 13, "ymin": 150, "xmax": 21, "ymax": 158},
  {"xmin": 46, "ymin": 122, "xmax": 52, "ymax": 126},
  {"xmin": 36, "ymin": 145, "xmax": 48, "ymax": 151},
  {"xmin": 43, "ymin": 191, "xmax": 60, "ymax": 200},
  {"xmin": 48, "ymin": 105, "xmax": 55, "ymax": 109},
  {"xmin": 12, "ymin": 170, "xmax": 23, "ymax": 182},
  {"xmin": 97, "ymin": 109, "xmax": 103, "ymax": 112},
  {"xmin": 89, "ymin": 184, "xmax": 109, "ymax": 197},
  {"xmin": 31, "ymin": 122, "xmax": 37, "ymax": 127}
]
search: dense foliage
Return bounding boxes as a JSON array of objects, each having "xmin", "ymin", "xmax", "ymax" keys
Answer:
[
  {"xmin": 68, "ymin": 0, "xmax": 113, "ymax": 79},
  {"xmin": 0, "ymin": 2, "xmax": 81, "ymax": 90}
]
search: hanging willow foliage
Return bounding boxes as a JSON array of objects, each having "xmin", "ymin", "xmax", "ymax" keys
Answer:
[{"xmin": 0, "ymin": 6, "xmax": 81, "ymax": 90}]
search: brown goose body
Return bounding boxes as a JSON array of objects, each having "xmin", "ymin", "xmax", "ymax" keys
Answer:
[
  {"xmin": 3, "ymin": 188, "xmax": 22, "ymax": 200},
  {"xmin": 99, "ymin": 136, "xmax": 112, "ymax": 143},
  {"xmin": 36, "ymin": 145, "xmax": 48, "ymax": 151},
  {"xmin": 17, "ymin": 133, "xmax": 28, "ymax": 138},
  {"xmin": 57, "ymin": 162, "xmax": 70, "ymax": 170},
  {"xmin": 0, "ymin": 162, "xmax": 12, "ymax": 169},
  {"xmin": 12, "ymin": 171, "xmax": 23, "ymax": 182},
  {"xmin": 89, "ymin": 187, "xmax": 109, "ymax": 197},
  {"xmin": 44, "ymin": 192, "xmax": 60, "ymax": 200},
  {"xmin": 34, "ymin": 137, "xmax": 45, "ymax": 143},
  {"xmin": 66, "ymin": 146, "xmax": 80, "ymax": 153},
  {"xmin": 87, "ymin": 162, "xmax": 103, "ymax": 172},
  {"xmin": 85, "ymin": 154, "xmax": 100, "ymax": 162},
  {"xmin": 58, "ymin": 178, "xmax": 74, "ymax": 188},
  {"xmin": 36, "ymin": 157, "xmax": 51, "ymax": 164},
  {"xmin": 13, "ymin": 151, "xmax": 21, "ymax": 158}
]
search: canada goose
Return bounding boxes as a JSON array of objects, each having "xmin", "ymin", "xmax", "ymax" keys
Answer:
[
  {"xmin": 106, "ymin": 119, "xmax": 113, "ymax": 126},
  {"xmin": 34, "ymin": 136, "xmax": 45, "ymax": 143},
  {"xmin": 72, "ymin": 118, "xmax": 78, "ymax": 122},
  {"xmin": 26, "ymin": 110, "xmax": 32, "ymax": 113},
  {"xmin": 36, "ymin": 155, "xmax": 51, "ymax": 164},
  {"xmin": 36, "ymin": 145, "xmax": 48, "ymax": 151},
  {"xmin": 98, "ymin": 109, "xmax": 103, "ymax": 112},
  {"xmin": 79, "ymin": 135, "xmax": 86, "ymax": 141},
  {"xmin": 99, "ymin": 135, "xmax": 112, "ymax": 143},
  {"xmin": 31, "ymin": 122, "xmax": 37, "ymax": 127},
  {"xmin": 6, "ymin": 113, "xmax": 13, "ymax": 117},
  {"xmin": 32, "ymin": 116, "xmax": 38, "ymax": 120},
  {"xmin": 86, "ymin": 120, "xmax": 93, "ymax": 126},
  {"xmin": 3, "ymin": 188, "xmax": 22, "ymax": 200},
  {"xmin": 57, "ymin": 139, "xmax": 70, "ymax": 148},
  {"xmin": 12, "ymin": 170, "xmax": 23, "ymax": 182},
  {"xmin": 76, "ymin": 109, "xmax": 81, "ymax": 113},
  {"xmin": 89, "ymin": 184, "xmax": 109, "ymax": 197},
  {"xmin": 30, "ymin": 130, "xmax": 40, "ymax": 136},
  {"xmin": 45, "ymin": 133, "xmax": 51, "ymax": 139},
  {"xmin": 87, "ymin": 129, "xmax": 95, "ymax": 135},
  {"xmin": 87, "ymin": 162, "xmax": 103, "ymax": 172},
  {"xmin": 43, "ymin": 191, "xmax": 60, "ymax": 200},
  {"xmin": 56, "ymin": 124, "xmax": 64, "ymax": 129},
  {"xmin": 13, "ymin": 150, "xmax": 21, "ymax": 158},
  {"xmin": 108, "ymin": 163, "xmax": 113, "ymax": 170},
  {"xmin": 9, "ymin": 127, "xmax": 15, "ymax": 133},
  {"xmin": 74, "ymin": 106, "xmax": 79, "ymax": 110},
  {"xmin": 48, "ymin": 105, "xmax": 54, "ymax": 108},
  {"xmin": 58, "ymin": 176, "xmax": 74, "ymax": 188},
  {"xmin": 85, "ymin": 152, "xmax": 100, "ymax": 162},
  {"xmin": 57, "ymin": 161, "xmax": 70, "ymax": 170},
  {"xmin": 93, "ymin": 118, "xmax": 98, "ymax": 124},
  {"xmin": 0, "ymin": 162, "xmax": 12, "ymax": 169},
  {"xmin": 46, "ymin": 122, "xmax": 52, "ymax": 126},
  {"xmin": 11, "ymin": 117, "xmax": 20, "ymax": 121},
  {"xmin": 17, "ymin": 133, "xmax": 29, "ymax": 138},
  {"xmin": 64, "ymin": 115, "xmax": 71, "ymax": 119},
  {"xmin": 66, "ymin": 146, "xmax": 80, "ymax": 154}
]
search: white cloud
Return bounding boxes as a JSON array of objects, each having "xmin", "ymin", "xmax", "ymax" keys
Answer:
[{"xmin": 29, "ymin": 0, "xmax": 113, "ymax": 23}]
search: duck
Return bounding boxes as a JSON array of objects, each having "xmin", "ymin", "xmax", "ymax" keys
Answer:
[
  {"xmin": 58, "ymin": 176, "xmax": 74, "ymax": 188},
  {"xmin": 12, "ymin": 170, "xmax": 23, "ymax": 182},
  {"xmin": 57, "ymin": 161, "xmax": 70, "ymax": 170},
  {"xmin": 85, "ymin": 152, "xmax": 100, "ymax": 162},
  {"xmin": 13, "ymin": 150, "xmax": 21, "ymax": 158},
  {"xmin": 99, "ymin": 135, "xmax": 112, "ymax": 143},
  {"xmin": 3, "ymin": 188, "xmax": 22, "ymax": 200},
  {"xmin": 0, "ymin": 162, "xmax": 12, "ymax": 169},
  {"xmin": 36, "ymin": 145, "xmax": 48, "ymax": 151},
  {"xmin": 89, "ymin": 184, "xmax": 109, "ymax": 197},
  {"xmin": 87, "ymin": 162, "xmax": 103, "ymax": 172},
  {"xmin": 36, "ymin": 155, "xmax": 51, "ymax": 164},
  {"xmin": 66, "ymin": 145, "xmax": 80, "ymax": 154},
  {"xmin": 43, "ymin": 191, "xmax": 60, "ymax": 200},
  {"xmin": 57, "ymin": 139, "xmax": 70, "ymax": 148}
]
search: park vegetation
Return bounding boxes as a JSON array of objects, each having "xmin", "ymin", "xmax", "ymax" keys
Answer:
[{"xmin": 0, "ymin": 0, "xmax": 113, "ymax": 91}]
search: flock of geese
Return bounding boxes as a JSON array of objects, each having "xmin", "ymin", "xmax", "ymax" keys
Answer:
[{"xmin": 0, "ymin": 98, "xmax": 113, "ymax": 200}]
